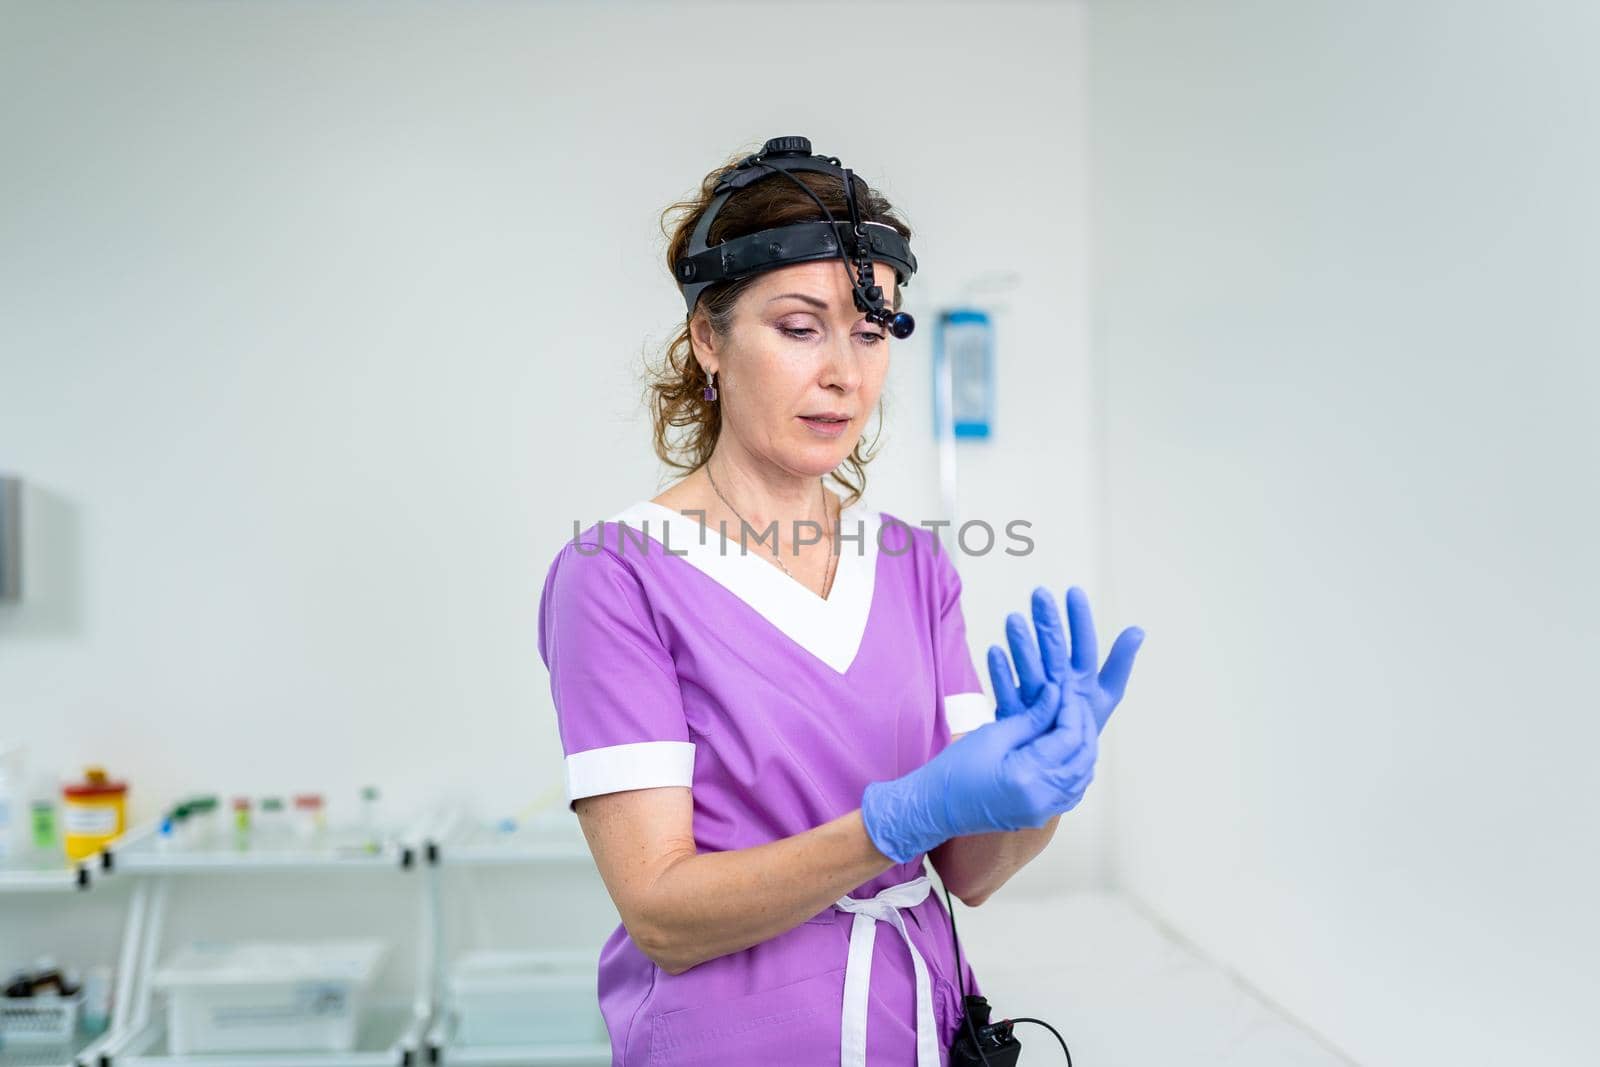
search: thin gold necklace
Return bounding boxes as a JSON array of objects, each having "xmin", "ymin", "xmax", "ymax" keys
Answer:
[{"xmin": 705, "ymin": 462, "xmax": 839, "ymax": 598}]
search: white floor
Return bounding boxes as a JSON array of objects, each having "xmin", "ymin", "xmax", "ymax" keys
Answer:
[{"xmin": 952, "ymin": 890, "xmax": 1358, "ymax": 1067}]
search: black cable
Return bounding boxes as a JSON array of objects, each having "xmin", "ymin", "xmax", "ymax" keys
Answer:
[
  {"xmin": 942, "ymin": 880, "xmax": 994, "ymax": 1067},
  {"xmin": 943, "ymin": 882, "xmax": 1075, "ymax": 1066},
  {"xmin": 1010, "ymin": 1018, "xmax": 1073, "ymax": 1067}
]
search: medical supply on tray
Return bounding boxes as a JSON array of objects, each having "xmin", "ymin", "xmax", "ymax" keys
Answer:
[
  {"xmin": 61, "ymin": 766, "xmax": 128, "ymax": 861},
  {"xmin": 156, "ymin": 811, "xmax": 178, "ymax": 852},
  {"xmin": 359, "ymin": 786, "xmax": 381, "ymax": 848},
  {"xmin": 187, "ymin": 795, "xmax": 218, "ymax": 846},
  {"xmin": 231, "ymin": 796, "xmax": 251, "ymax": 849},
  {"xmin": 0, "ymin": 742, "xmax": 64, "ymax": 870},
  {"xmin": 1, "ymin": 958, "xmax": 85, "ymax": 1046},
  {"xmin": 257, "ymin": 796, "xmax": 288, "ymax": 847},
  {"xmin": 0, "ymin": 742, "xmax": 28, "ymax": 863},
  {"xmin": 31, "ymin": 798, "xmax": 57, "ymax": 853},
  {"xmin": 149, "ymin": 788, "xmax": 376, "ymax": 854},
  {"xmin": 80, "ymin": 965, "xmax": 112, "ymax": 1036},
  {"xmin": 292, "ymin": 794, "xmax": 326, "ymax": 840},
  {"xmin": 448, "ymin": 949, "xmax": 603, "ymax": 1046},
  {"xmin": 152, "ymin": 939, "xmax": 386, "ymax": 1055},
  {"xmin": 2, "ymin": 745, "xmax": 64, "ymax": 862},
  {"xmin": 160, "ymin": 796, "xmax": 228, "ymax": 851}
]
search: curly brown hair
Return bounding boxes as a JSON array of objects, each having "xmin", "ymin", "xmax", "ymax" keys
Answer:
[{"xmin": 642, "ymin": 143, "xmax": 914, "ymax": 510}]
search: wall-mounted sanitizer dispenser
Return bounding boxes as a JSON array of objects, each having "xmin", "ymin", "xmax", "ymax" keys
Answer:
[{"xmin": 0, "ymin": 476, "xmax": 19, "ymax": 601}]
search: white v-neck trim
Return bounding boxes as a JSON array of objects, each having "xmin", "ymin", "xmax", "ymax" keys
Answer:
[{"xmin": 604, "ymin": 498, "xmax": 882, "ymax": 675}]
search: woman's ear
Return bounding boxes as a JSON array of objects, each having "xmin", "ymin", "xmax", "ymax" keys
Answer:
[{"xmin": 688, "ymin": 312, "xmax": 719, "ymax": 377}]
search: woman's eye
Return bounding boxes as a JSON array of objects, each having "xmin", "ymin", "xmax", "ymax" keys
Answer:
[{"xmin": 777, "ymin": 326, "xmax": 886, "ymax": 343}]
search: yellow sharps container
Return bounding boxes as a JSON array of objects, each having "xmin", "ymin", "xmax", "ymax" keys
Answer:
[{"xmin": 62, "ymin": 766, "xmax": 128, "ymax": 861}]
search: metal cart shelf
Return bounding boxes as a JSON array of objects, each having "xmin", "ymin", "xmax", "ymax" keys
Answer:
[
  {"xmin": 422, "ymin": 1012, "xmax": 608, "ymax": 1067},
  {"xmin": 111, "ymin": 1000, "xmax": 428, "ymax": 1067},
  {"xmin": 6, "ymin": 805, "xmax": 606, "ymax": 1067},
  {"xmin": 68, "ymin": 817, "xmax": 433, "ymax": 1067},
  {"xmin": 413, "ymin": 809, "xmax": 608, "ymax": 1067},
  {"xmin": 0, "ymin": 853, "xmax": 93, "ymax": 893},
  {"xmin": 0, "ymin": 853, "xmax": 103, "ymax": 1067},
  {"xmin": 100, "ymin": 821, "xmax": 415, "ymax": 876}
]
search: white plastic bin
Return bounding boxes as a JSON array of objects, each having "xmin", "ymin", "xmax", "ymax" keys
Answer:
[
  {"xmin": 151, "ymin": 939, "xmax": 386, "ymax": 1055},
  {"xmin": 0, "ymin": 990, "xmax": 82, "ymax": 1045},
  {"xmin": 449, "ymin": 949, "xmax": 602, "ymax": 1046}
]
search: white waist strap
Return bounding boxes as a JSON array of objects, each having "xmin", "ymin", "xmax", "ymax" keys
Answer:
[{"xmin": 831, "ymin": 873, "xmax": 939, "ymax": 1067}]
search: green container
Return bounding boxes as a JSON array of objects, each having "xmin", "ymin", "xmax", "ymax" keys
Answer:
[{"xmin": 30, "ymin": 799, "xmax": 57, "ymax": 851}]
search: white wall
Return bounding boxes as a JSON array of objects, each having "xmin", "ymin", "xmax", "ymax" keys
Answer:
[
  {"xmin": 0, "ymin": 0, "xmax": 1101, "ymax": 965},
  {"xmin": 1091, "ymin": 1, "xmax": 1599, "ymax": 1063}
]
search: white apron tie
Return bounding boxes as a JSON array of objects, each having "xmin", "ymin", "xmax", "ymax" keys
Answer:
[{"xmin": 831, "ymin": 873, "xmax": 940, "ymax": 1067}]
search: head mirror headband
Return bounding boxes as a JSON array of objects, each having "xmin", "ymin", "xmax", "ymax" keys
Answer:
[{"xmin": 673, "ymin": 135, "xmax": 918, "ymax": 340}]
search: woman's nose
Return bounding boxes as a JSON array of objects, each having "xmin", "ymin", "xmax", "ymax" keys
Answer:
[{"xmin": 821, "ymin": 335, "xmax": 863, "ymax": 391}]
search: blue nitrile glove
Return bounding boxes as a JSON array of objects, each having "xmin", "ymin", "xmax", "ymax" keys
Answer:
[
  {"xmin": 1001, "ymin": 585, "xmax": 1145, "ymax": 735},
  {"xmin": 860, "ymin": 674, "xmax": 1102, "ymax": 864}
]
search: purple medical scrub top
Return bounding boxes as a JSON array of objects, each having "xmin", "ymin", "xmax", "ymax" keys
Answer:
[{"xmin": 537, "ymin": 498, "xmax": 997, "ymax": 1067}]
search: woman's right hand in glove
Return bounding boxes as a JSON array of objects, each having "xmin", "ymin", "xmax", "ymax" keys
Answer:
[
  {"xmin": 860, "ymin": 608, "xmax": 1102, "ymax": 864},
  {"xmin": 861, "ymin": 677, "xmax": 1098, "ymax": 863}
]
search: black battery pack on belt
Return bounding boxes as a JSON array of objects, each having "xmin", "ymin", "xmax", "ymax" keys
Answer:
[{"xmin": 949, "ymin": 994, "xmax": 1023, "ymax": 1067}]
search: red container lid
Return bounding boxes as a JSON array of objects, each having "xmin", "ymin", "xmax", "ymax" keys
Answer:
[
  {"xmin": 292, "ymin": 794, "xmax": 324, "ymax": 809},
  {"xmin": 62, "ymin": 766, "xmax": 128, "ymax": 799}
]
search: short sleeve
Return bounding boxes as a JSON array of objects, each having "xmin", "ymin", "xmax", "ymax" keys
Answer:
[
  {"xmin": 537, "ymin": 541, "xmax": 694, "ymax": 811},
  {"xmin": 931, "ymin": 535, "xmax": 992, "ymax": 735}
]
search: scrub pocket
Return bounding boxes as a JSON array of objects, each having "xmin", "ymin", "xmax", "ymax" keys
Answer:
[
  {"xmin": 647, "ymin": 965, "xmax": 847, "ymax": 1066},
  {"xmin": 934, "ymin": 972, "xmax": 962, "ymax": 1048}
]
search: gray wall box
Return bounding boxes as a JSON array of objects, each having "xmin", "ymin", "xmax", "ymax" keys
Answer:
[{"xmin": 0, "ymin": 476, "xmax": 20, "ymax": 601}]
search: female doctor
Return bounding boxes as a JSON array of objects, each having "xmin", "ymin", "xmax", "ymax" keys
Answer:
[{"xmin": 537, "ymin": 138, "xmax": 1145, "ymax": 1067}]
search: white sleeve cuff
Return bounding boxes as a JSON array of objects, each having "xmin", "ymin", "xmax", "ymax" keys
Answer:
[
  {"xmin": 565, "ymin": 740, "xmax": 696, "ymax": 806},
  {"xmin": 944, "ymin": 691, "xmax": 994, "ymax": 734}
]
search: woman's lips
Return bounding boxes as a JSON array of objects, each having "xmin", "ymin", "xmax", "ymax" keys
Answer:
[{"xmin": 799, "ymin": 415, "xmax": 849, "ymax": 437}]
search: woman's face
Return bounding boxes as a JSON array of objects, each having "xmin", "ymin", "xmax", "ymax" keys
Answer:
[{"xmin": 694, "ymin": 258, "xmax": 898, "ymax": 480}]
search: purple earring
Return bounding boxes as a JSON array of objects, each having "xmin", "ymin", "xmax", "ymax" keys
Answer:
[{"xmin": 703, "ymin": 372, "xmax": 718, "ymax": 402}]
